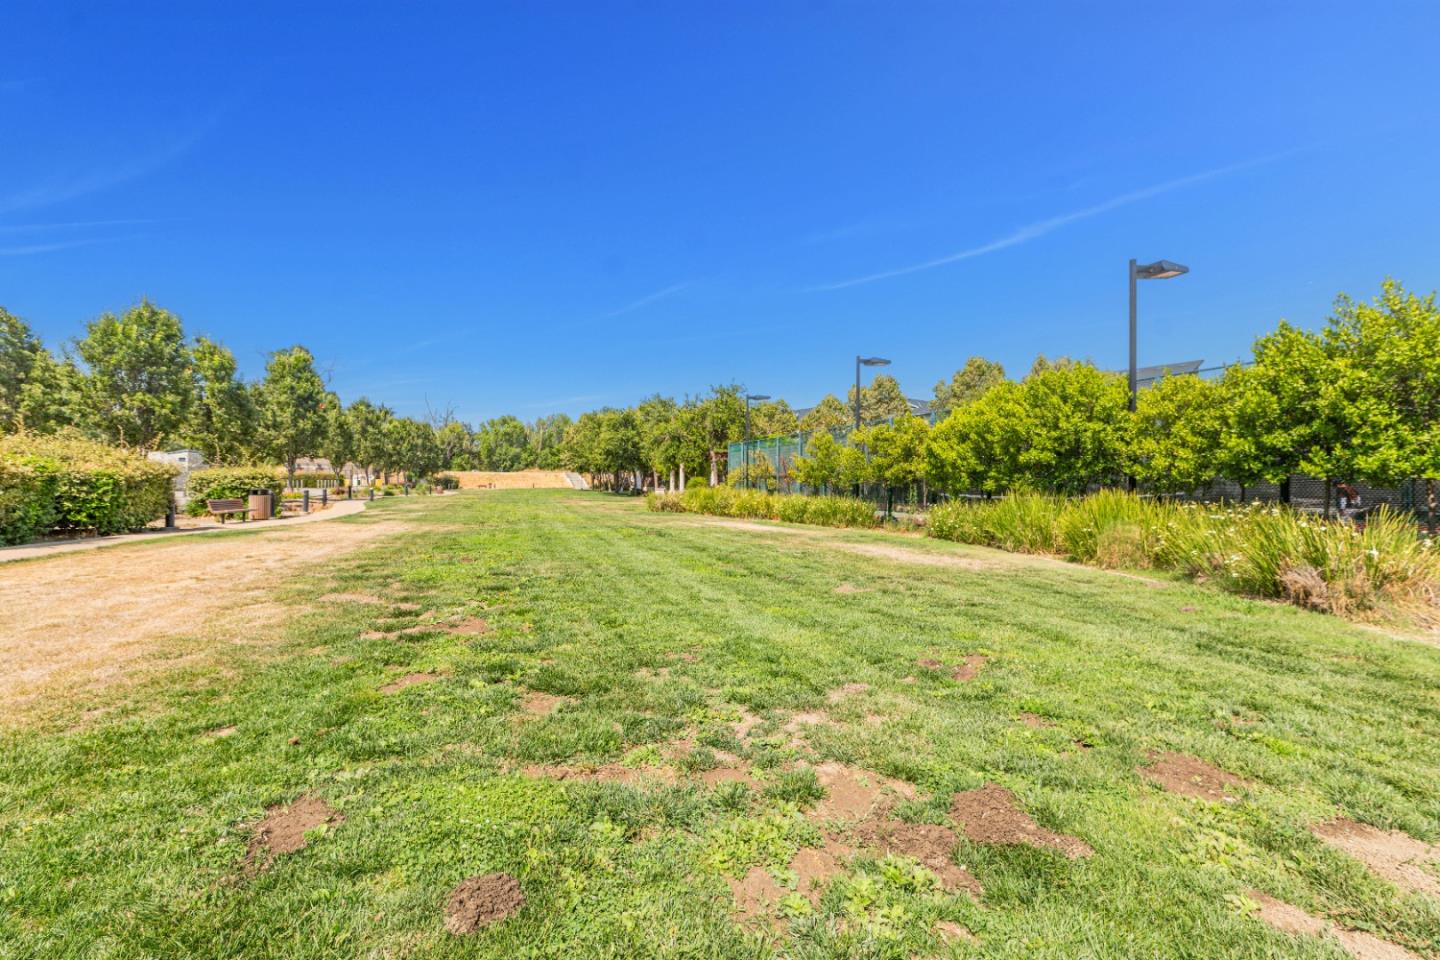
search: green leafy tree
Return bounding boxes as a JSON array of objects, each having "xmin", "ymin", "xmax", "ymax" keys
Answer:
[
  {"xmin": 800, "ymin": 393, "xmax": 851, "ymax": 432},
  {"xmin": 925, "ymin": 381, "xmax": 1027, "ymax": 493},
  {"xmin": 75, "ymin": 300, "xmax": 194, "ymax": 451},
  {"xmin": 1028, "ymin": 354, "xmax": 1078, "ymax": 377},
  {"xmin": 932, "ymin": 357, "xmax": 1006, "ymax": 414},
  {"xmin": 694, "ymin": 386, "xmax": 744, "ymax": 485},
  {"xmin": 434, "ymin": 418, "xmax": 473, "ymax": 469},
  {"xmin": 791, "ymin": 430, "xmax": 846, "ymax": 493},
  {"xmin": 384, "ymin": 417, "xmax": 442, "ymax": 480},
  {"xmin": 1131, "ymin": 373, "xmax": 1227, "ymax": 493},
  {"xmin": 184, "ymin": 337, "xmax": 256, "ymax": 464},
  {"xmin": 346, "ymin": 398, "xmax": 393, "ymax": 483},
  {"xmin": 1015, "ymin": 362, "xmax": 1131, "ymax": 493},
  {"xmin": 1, "ymin": 307, "xmax": 47, "ymax": 432},
  {"xmin": 854, "ymin": 413, "xmax": 930, "ymax": 508},
  {"xmin": 16, "ymin": 348, "xmax": 84, "ymax": 434},
  {"xmin": 1321, "ymin": 279, "xmax": 1440, "ymax": 520},
  {"xmin": 256, "ymin": 345, "xmax": 329, "ymax": 482},
  {"xmin": 751, "ymin": 399, "xmax": 799, "ymax": 438},
  {"xmin": 474, "ymin": 416, "xmax": 532, "ymax": 471},
  {"xmin": 320, "ymin": 394, "xmax": 356, "ymax": 477},
  {"xmin": 527, "ymin": 414, "xmax": 571, "ymax": 469},
  {"xmin": 636, "ymin": 395, "xmax": 681, "ymax": 487},
  {"xmin": 849, "ymin": 373, "xmax": 910, "ymax": 422}
]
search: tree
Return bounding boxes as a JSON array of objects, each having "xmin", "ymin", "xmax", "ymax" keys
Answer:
[
  {"xmin": 1131, "ymin": 373, "xmax": 1227, "ymax": 494},
  {"xmin": 636, "ymin": 395, "xmax": 681, "ymax": 488},
  {"xmin": 1014, "ymin": 362, "xmax": 1131, "ymax": 493},
  {"xmin": 474, "ymin": 416, "xmax": 532, "ymax": 471},
  {"xmin": 75, "ymin": 300, "xmax": 193, "ymax": 451},
  {"xmin": 694, "ymin": 386, "xmax": 744, "ymax": 485},
  {"xmin": 849, "ymin": 373, "xmax": 910, "ymax": 422},
  {"xmin": 16, "ymin": 348, "xmax": 83, "ymax": 434},
  {"xmin": 751, "ymin": 399, "xmax": 799, "ymax": 438},
  {"xmin": 854, "ymin": 413, "xmax": 931, "ymax": 510},
  {"xmin": 435, "ymin": 419, "xmax": 473, "ymax": 469},
  {"xmin": 320, "ymin": 394, "xmax": 356, "ymax": 477},
  {"xmin": 800, "ymin": 393, "xmax": 851, "ymax": 432},
  {"xmin": 384, "ymin": 417, "xmax": 442, "ymax": 480},
  {"xmin": 256, "ymin": 345, "xmax": 328, "ymax": 482},
  {"xmin": 184, "ymin": 337, "xmax": 255, "ymax": 464},
  {"xmin": 527, "ymin": 414, "xmax": 571, "ymax": 469},
  {"xmin": 925, "ymin": 381, "xmax": 1027, "ymax": 494},
  {"xmin": 1320, "ymin": 280, "xmax": 1440, "ymax": 523},
  {"xmin": 791, "ymin": 430, "xmax": 846, "ymax": 494},
  {"xmin": 1, "ymin": 307, "xmax": 45, "ymax": 432},
  {"xmin": 346, "ymin": 398, "xmax": 393, "ymax": 483},
  {"xmin": 1028, "ymin": 354, "xmax": 1078, "ymax": 377},
  {"xmin": 932, "ymin": 357, "xmax": 1005, "ymax": 414}
]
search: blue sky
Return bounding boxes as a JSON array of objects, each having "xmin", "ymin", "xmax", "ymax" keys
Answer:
[{"xmin": 4, "ymin": 2, "xmax": 1439, "ymax": 422}]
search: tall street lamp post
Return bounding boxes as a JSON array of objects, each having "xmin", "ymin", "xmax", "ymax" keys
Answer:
[
  {"xmin": 1128, "ymin": 258, "xmax": 1189, "ymax": 490},
  {"xmin": 853, "ymin": 356, "xmax": 890, "ymax": 495},
  {"xmin": 744, "ymin": 393, "xmax": 770, "ymax": 490}
]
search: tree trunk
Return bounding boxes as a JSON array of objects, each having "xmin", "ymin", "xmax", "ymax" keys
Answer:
[
  {"xmin": 709, "ymin": 450, "xmax": 719, "ymax": 487},
  {"xmin": 1324, "ymin": 478, "xmax": 1332, "ymax": 520},
  {"xmin": 679, "ymin": 463, "xmax": 686, "ymax": 489}
]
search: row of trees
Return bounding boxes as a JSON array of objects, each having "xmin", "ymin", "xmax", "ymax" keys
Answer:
[
  {"xmin": 781, "ymin": 281, "xmax": 1440, "ymax": 518},
  {"xmin": 4, "ymin": 280, "xmax": 1435, "ymax": 508}
]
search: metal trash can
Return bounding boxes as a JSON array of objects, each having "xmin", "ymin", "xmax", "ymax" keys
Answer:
[{"xmin": 248, "ymin": 489, "xmax": 273, "ymax": 521}]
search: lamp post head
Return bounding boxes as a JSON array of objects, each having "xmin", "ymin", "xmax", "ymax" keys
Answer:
[
  {"xmin": 859, "ymin": 357, "xmax": 891, "ymax": 367},
  {"xmin": 745, "ymin": 394, "xmax": 771, "ymax": 402},
  {"xmin": 1134, "ymin": 259, "xmax": 1189, "ymax": 280}
]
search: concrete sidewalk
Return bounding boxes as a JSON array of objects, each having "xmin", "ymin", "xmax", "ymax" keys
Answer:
[{"xmin": 0, "ymin": 497, "xmax": 373, "ymax": 565}]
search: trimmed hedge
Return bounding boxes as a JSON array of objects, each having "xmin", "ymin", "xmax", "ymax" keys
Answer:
[
  {"xmin": 0, "ymin": 433, "xmax": 176, "ymax": 544},
  {"xmin": 185, "ymin": 467, "xmax": 286, "ymax": 516},
  {"xmin": 646, "ymin": 487, "xmax": 880, "ymax": 529}
]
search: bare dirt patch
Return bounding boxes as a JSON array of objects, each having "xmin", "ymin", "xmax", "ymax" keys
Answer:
[
  {"xmin": 731, "ymin": 707, "xmax": 763, "ymax": 739},
  {"xmin": 827, "ymin": 682, "xmax": 871, "ymax": 703},
  {"xmin": 319, "ymin": 591, "xmax": 386, "ymax": 604},
  {"xmin": 1312, "ymin": 819, "xmax": 1440, "ymax": 898},
  {"xmin": 953, "ymin": 655, "xmax": 988, "ymax": 682},
  {"xmin": 380, "ymin": 672, "xmax": 439, "ymax": 695},
  {"xmin": 444, "ymin": 873, "xmax": 525, "ymax": 934},
  {"xmin": 449, "ymin": 617, "xmax": 490, "ymax": 636},
  {"xmin": 1249, "ymin": 891, "xmax": 1421, "ymax": 960},
  {"xmin": 728, "ymin": 865, "xmax": 784, "ymax": 923},
  {"xmin": 856, "ymin": 819, "xmax": 982, "ymax": 895},
  {"xmin": 790, "ymin": 838, "xmax": 852, "ymax": 903},
  {"xmin": 521, "ymin": 763, "xmax": 678, "ymax": 786},
  {"xmin": 204, "ymin": 725, "xmax": 238, "ymax": 738},
  {"xmin": 0, "ymin": 517, "xmax": 404, "ymax": 714},
  {"xmin": 245, "ymin": 795, "xmax": 343, "ymax": 871},
  {"xmin": 813, "ymin": 762, "xmax": 915, "ymax": 820},
  {"xmin": 917, "ymin": 657, "xmax": 944, "ymax": 670},
  {"xmin": 935, "ymin": 920, "xmax": 978, "ymax": 944},
  {"xmin": 1139, "ymin": 752, "xmax": 1250, "ymax": 803},
  {"xmin": 519, "ymin": 691, "xmax": 570, "ymax": 717},
  {"xmin": 1019, "ymin": 712, "xmax": 1054, "ymax": 728},
  {"xmin": 950, "ymin": 783, "xmax": 1092, "ymax": 858},
  {"xmin": 699, "ymin": 765, "xmax": 757, "ymax": 786},
  {"xmin": 833, "ymin": 582, "xmax": 868, "ymax": 594}
]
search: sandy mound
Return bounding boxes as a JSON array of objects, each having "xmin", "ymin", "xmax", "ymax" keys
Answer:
[
  {"xmin": 1312, "ymin": 819, "xmax": 1440, "ymax": 897},
  {"xmin": 444, "ymin": 873, "xmax": 525, "ymax": 934},
  {"xmin": 1249, "ymin": 891, "xmax": 1420, "ymax": 960},
  {"xmin": 827, "ymin": 683, "xmax": 871, "ymax": 703},
  {"xmin": 1139, "ymin": 752, "xmax": 1249, "ymax": 802},
  {"xmin": 813, "ymin": 762, "xmax": 915, "ymax": 820},
  {"xmin": 520, "ymin": 691, "xmax": 569, "ymax": 717},
  {"xmin": 950, "ymin": 783, "xmax": 1091, "ymax": 858},
  {"xmin": 380, "ymin": 672, "xmax": 438, "ymax": 694},
  {"xmin": 953, "ymin": 655, "xmax": 987, "ymax": 682},
  {"xmin": 857, "ymin": 819, "xmax": 982, "ymax": 895},
  {"xmin": 245, "ymin": 796, "xmax": 342, "ymax": 869}
]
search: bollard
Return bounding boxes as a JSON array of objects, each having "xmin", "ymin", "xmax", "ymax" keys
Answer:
[
  {"xmin": 303, "ymin": 490, "xmax": 310, "ymax": 513},
  {"xmin": 166, "ymin": 498, "xmax": 177, "ymax": 529},
  {"xmin": 321, "ymin": 488, "xmax": 328, "ymax": 506},
  {"xmin": 347, "ymin": 485, "xmax": 353, "ymax": 500},
  {"xmin": 369, "ymin": 488, "xmax": 374, "ymax": 502}
]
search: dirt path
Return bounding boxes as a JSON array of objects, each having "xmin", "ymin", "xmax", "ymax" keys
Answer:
[{"xmin": 0, "ymin": 516, "xmax": 403, "ymax": 714}]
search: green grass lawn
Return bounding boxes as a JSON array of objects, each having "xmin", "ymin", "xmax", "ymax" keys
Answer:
[{"xmin": 3, "ymin": 489, "xmax": 1439, "ymax": 959}]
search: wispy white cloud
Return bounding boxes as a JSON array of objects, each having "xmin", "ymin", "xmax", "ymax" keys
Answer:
[
  {"xmin": 0, "ymin": 236, "xmax": 130, "ymax": 257},
  {"xmin": 0, "ymin": 218, "xmax": 164, "ymax": 234},
  {"xmin": 0, "ymin": 116, "xmax": 217, "ymax": 216},
  {"xmin": 597, "ymin": 282, "xmax": 687, "ymax": 320},
  {"xmin": 809, "ymin": 152, "xmax": 1293, "ymax": 291}
]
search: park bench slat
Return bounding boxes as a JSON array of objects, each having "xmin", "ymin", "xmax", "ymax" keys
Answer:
[{"xmin": 206, "ymin": 498, "xmax": 253, "ymax": 523}]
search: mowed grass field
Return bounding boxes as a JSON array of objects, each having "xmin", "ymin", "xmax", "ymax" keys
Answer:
[{"xmin": 3, "ymin": 489, "xmax": 1439, "ymax": 959}]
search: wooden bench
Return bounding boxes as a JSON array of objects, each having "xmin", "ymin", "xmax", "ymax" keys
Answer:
[{"xmin": 206, "ymin": 498, "xmax": 252, "ymax": 523}]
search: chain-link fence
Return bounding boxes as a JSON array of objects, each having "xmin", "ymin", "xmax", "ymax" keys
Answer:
[{"xmin": 726, "ymin": 428, "xmax": 1438, "ymax": 530}]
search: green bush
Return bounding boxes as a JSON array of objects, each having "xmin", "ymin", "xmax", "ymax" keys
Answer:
[
  {"xmin": 0, "ymin": 433, "xmax": 176, "ymax": 543},
  {"xmin": 645, "ymin": 485, "xmax": 879, "ymax": 529},
  {"xmin": 685, "ymin": 475, "xmax": 709, "ymax": 491},
  {"xmin": 184, "ymin": 466, "xmax": 285, "ymax": 516}
]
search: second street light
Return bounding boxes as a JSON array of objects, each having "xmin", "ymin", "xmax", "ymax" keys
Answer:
[
  {"xmin": 853, "ymin": 355, "xmax": 890, "ymax": 495},
  {"xmin": 1128, "ymin": 257, "xmax": 1189, "ymax": 490},
  {"xmin": 744, "ymin": 393, "xmax": 770, "ymax": 490}
]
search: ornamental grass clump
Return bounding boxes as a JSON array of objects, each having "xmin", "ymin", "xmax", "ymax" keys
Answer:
[{"xmin": 645, "ymin": 485, "xmax": 879, "ymax": 528}]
